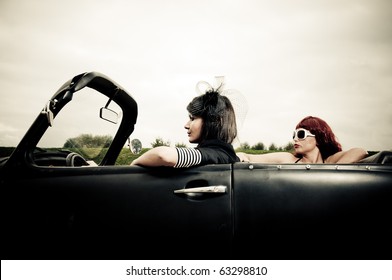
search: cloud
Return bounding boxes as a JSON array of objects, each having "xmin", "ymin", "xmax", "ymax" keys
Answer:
[{"xmin": 0, "ymin": 0, "xmax": 391, "ymax": 151}]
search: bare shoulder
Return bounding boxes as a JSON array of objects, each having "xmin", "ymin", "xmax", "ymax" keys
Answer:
[{"xmin": 325, "ymin": 148, "xmax": 368, "ymax": 164}]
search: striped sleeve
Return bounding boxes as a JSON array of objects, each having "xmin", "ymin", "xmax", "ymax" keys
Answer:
[{"xmin": 174, "ymin": 147, "xmax": 202, "ymax": 168}]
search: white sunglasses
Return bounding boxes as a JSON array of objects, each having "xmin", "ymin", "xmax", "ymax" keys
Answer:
[{"xmin": 293, "ymin": 128, "xmax": 315, "ymax": 140}]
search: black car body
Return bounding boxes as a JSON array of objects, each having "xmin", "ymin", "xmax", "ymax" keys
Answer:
[{"xmin": 1, "ymin": 72, "xmax": 391, "ymax": 260}]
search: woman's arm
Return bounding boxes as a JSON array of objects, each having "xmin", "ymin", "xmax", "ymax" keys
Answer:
[
  {"xmin": 236, "ymin": 152, "xmax": 296, "ymax": 163},
  {"xmin": 325, "ymin": 148, "xmax": 368, "ymax": 163},
  {"xmin": 130, "ymin": 146, "xmax": 178, "ymax": 167}
]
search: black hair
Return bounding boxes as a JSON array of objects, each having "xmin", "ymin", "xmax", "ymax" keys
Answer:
[{"xmin": 187, "ymin": 87, "xmax": 237, "ymax": 144}]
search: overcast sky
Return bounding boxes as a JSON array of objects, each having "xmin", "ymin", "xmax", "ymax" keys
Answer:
[{"xmin": 1, "ymin": 0, "xmax": 391, "ymax": 151}]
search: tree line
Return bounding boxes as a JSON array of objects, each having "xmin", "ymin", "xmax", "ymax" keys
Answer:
[{"xmin": 150, "ymin": 137, "xmax": 295, "ymax": 152}]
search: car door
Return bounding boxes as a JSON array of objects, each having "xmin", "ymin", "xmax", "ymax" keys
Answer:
[
  {"xmin": 232, "ymin": 162, "xmax": 392, "ymax": 260},
  {"xmin": 2, "ymin": 164, "xmax": 233, "ymax": 260}
]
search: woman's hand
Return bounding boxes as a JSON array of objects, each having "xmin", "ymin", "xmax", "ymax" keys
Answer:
[{"xmin": 236, "ymin": 152, "xmax": 250, "ymax": 162}]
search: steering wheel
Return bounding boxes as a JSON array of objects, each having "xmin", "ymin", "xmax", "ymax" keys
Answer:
[{"xmin": 65, "ymin": 152, "xmax": 90, "ymax": 167}]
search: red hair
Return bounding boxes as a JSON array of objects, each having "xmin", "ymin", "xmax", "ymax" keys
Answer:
[{"xmin": 295, "ymin": 116, "xmax": 342, "ymax": 160}]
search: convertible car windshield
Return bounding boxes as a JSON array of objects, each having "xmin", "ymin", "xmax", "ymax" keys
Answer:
[{"xmin": 36, "ymin": 87, "xmax": 122, "ymax": 166}]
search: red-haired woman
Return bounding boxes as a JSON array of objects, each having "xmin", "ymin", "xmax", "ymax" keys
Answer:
[{"xmin": 237, "ymin": 116, "xmax": 368, "ymax": 164}]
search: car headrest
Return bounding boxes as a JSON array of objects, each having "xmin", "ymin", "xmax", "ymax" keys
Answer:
[{"xmin": 357, "ymin": 150, "xmax": 392, "ymax": 164}]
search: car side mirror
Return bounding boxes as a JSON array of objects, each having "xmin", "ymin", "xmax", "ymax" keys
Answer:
[{"xmin": 128, "ymin": 138, "xmax": 142, "ymax": 154}]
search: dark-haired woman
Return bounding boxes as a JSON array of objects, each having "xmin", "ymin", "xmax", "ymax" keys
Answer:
[
  {"xmin": 131, "ymin": 80, "xmax": 240, "ymax": 167},
  {"xmin": 237, "ymin": 116, "xmax": 368, "ymax": 164}
]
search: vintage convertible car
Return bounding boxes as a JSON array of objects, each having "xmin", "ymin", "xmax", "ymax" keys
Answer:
[{"xmin": 1, "ymin": 72, "xmax": 391, "ymax": 260}]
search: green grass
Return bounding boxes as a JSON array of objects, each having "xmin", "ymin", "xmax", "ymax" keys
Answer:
[
  {"xmin": 115, "ymin": 147, "xmax": 150, "ymax": 165},
  {"xmin": 0, "ymin": 146, "xmax": 147, "ymax": 166}
]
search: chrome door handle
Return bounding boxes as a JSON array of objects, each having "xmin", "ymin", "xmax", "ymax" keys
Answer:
[{"xmin": 174, "ymin": 185, "xmax": 227, "ymax": 194}]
